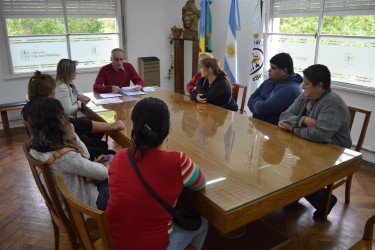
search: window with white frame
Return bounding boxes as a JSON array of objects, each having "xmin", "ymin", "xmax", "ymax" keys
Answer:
[
  {"xmin": 1, "ymin": 0, "xmax": 122, "ymax": 75},
  {"xmin": 266, "ymin": 0, "xmax": 375, "ymax": 89}
]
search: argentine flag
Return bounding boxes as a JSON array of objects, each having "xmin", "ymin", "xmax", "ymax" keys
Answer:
[{"xmin": 224, "ymin": 0, "xmax": 240, "ymax": 84}]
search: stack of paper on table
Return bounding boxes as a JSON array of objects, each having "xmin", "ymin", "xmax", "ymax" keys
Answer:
[{"xmin": 121, "ymin": 86, "xmax": 145, "ymax": 96}]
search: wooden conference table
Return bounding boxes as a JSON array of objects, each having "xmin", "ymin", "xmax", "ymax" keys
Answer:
[{"xmin": 83, "ymin": 87, "xmax": 362, "ymax": 235}]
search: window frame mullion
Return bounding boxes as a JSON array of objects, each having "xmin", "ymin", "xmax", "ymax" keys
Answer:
[
  {"xmin": 314, "ymin": 0, "xmax": 325, "ymax": 64},
  {"xmin": 61, "ymin": 0, "xmax": 71, "ymax": 59}
]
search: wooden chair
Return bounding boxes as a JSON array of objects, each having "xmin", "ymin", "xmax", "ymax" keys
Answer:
[
  {"xmin": 230, "ymin": 83, "xmax": 248, "ymax": 114},
  {"xmin": 56, "ymin": 176, "xmax": 114, "ymax": 250},
  {"xmin": 349, "ymin": 215, "xmax": 375, "ymax": 249},
  {"xmin": 324, "ymin": 106, "xmax": 372, "ymax": 219},
  {"xmin": 21, "ymin": 116, "xmax": 31, "ymax": 137},
  {"xmin": 348, "ymin": 106, "xmax": 372, "ymax": 152},
  {"xmin": 22, "ymin": 142, "xmax": 79, "ymax": 249}
]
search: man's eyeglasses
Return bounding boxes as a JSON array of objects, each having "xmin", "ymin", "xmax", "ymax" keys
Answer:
[{"xmin": 112, "ymin": 57, "xmax": 124, "ymax": 62}]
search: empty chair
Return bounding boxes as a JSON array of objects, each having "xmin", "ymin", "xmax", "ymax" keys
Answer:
[
  {"xmin": 230, "ymin": 83, "xmax": 247, "ymax": 114},
  {"xmin": 349, "ymin": 214, "xmax": 375, "ymax": 249},
  {"xmin": 324, "ymin": 105, "xmax": 372, "ymax": 219},
  {"xmin": 348, "ymin": 106, "xmax": 372, "ymax": 152},
  {"xmin": 56, "ymin": 176, "xmax": 114, "ymax": 250},
  {"xmin": 23, "ymin": 142, "xmax": 78, "ymax": 249}
]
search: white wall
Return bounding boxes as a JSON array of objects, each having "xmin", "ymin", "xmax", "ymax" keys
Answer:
[
  {"xmin": 125, "ymin": 0, "xmax": 184, "ymax": 92},
  {"xmin": 0, "ymin": 0, "xmax": 374, "ymax": 161}
]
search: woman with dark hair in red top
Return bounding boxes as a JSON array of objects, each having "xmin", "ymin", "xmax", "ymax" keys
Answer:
[{"xmin": 107, "ymin": 97, "xmax": 208, "ymax": 250}]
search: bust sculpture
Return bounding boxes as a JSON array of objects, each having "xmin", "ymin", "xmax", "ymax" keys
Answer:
[{"xmin": 182, "ymin": 0, "xmax": 199, "ymax": 38}]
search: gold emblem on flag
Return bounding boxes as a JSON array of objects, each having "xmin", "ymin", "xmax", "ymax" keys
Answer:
[{"xmin": 226, "ymin": 43, "xmax": 236, "ymax": 57}]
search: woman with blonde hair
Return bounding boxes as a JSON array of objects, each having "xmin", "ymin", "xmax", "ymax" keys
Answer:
[
  {"xmin": 55, "ymin": 59, "xmax": 91, "ymax": 116},
  {"xmin": 185, "ymin": 52, "xmax": 214, "ymax": 94},
  {"xmin": 190, "ymin": 58, "xmax": 238, "ymax": 111},
  {"xmin": 54, "ymin": 58, "xmax": 125, "ymax": 143}
]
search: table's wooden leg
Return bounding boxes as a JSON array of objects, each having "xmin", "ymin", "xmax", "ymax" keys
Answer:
[
  {"xmin": 215, "ymin": 226, "xmax": 246, "ymax": 239},
  {"xmin": 1, "ymin": 111, "xmax": 11, "ymax": 138}
]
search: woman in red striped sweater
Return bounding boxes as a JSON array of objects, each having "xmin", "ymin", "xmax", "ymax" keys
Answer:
[{"xmin": 106, "ymin": 97, "xmax": 208, "ymax": 250}]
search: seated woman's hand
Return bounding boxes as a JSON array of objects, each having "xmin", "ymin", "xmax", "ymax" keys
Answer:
[
  {"xmin": 110, "ymin": 120, "xmax": 126, "ymax": 130},
  {"xmin": 278, "ymin": 121, "xmax": 293, "ymax": 132},
  {"xmin": 196, "ymin": 94, "xmax": 207, "ymax": 104},
  {"xmin": 303, "ymin": 117, "xmax": 317, "ymax": 127},
  {"xmin": 79, "ymin": 94, "xmax": 91, "ymax": 104}
]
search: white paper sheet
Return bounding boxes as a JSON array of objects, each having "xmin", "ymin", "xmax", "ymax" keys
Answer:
[
  {"xmin": 142, "ymin": 87, "xmax": 156, "ymax": 92},
  {"xmin": 123, "ymin": 91, "xmax": 145, "ymax": 96},
  {"xmin": 121, "ymin": 86, "xmax": 145, "ymax": 95},
  {"xmin": 99, "ymin": 93, "xmax": 122, "ymax": 98},
  {"xmin": 92, "ymin": 97, "xmax": 123, "ymax": 105}
]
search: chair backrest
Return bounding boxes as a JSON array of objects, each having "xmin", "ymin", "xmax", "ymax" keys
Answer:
[
  {"xmin": 362, "ymin": 214, "xmax": 375, "ymax": 241},
  {"xmin": 348, "ymin": 106, "xmax": 372, "ymax": 152},
  {"xmin": 22, "ymin": 142, "xmax": 78, "ymax": 248},
  {"xmin": 230, "ymin": 83, "xmax": 248, "ymax": 114},
  {"xmin": 349, "ymin": 214, "xmax": 375, "ymax": 249},
  {"xmin": 21, "ymin": 116, "xmax": 31, "ymax": 137},
  {"xmin": 56, "ymin": 176, "xmax": 114, "ymax": 250}
]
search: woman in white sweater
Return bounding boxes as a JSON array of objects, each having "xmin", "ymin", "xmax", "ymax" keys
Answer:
[
  {"xmin": 27, "ymin": 97, "xmax": 109, "ymax": 210},
  {"xmin": 55, "ymin": 59, "xmax": 90, "ymax": 116},
  {"xmin": 55, "ymin": 58, "xmax": 125, "ymax": 128}
]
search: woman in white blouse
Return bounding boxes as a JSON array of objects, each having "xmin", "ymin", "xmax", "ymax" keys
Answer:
[
  {"xmin": 55, "ymin": 58, "xmax": 124, "ymax": 133},
  {"xmin": 55, "ymin": 59, "xmax": 90, "ymax": 117}
]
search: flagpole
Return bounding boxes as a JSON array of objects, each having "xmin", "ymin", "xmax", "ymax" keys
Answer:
[
  {"xmin": 246, "ymin": 0, "xmax": 264, "ymax": 115},
  {"xmin": 205, "ymin": 0, "xmax": 209, "ymax": 53}
]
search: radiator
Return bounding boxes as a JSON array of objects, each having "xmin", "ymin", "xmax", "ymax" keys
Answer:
[{"xmin": 138, "ymin": 57, "xmax": 160, "ymax": 87}]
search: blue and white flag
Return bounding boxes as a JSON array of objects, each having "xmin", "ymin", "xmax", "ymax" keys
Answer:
[{"xmin": 224, "ymin": 0, "xmax": 241, "ymax": 84}]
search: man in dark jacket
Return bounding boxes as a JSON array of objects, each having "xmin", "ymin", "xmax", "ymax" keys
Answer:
[{"xmin": 247, "ymin": 53, "xmax": 302, "ymax": 125}]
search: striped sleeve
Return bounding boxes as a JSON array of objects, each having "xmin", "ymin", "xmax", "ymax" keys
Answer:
[{"xmin": 179, "ymin": 152, "xmax": 206, "ymax": 191}]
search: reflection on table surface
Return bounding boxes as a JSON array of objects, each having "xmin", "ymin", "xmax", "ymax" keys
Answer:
[{"xmin": 83, "ymin": 87, "xmax": 362, "ymax": 233}]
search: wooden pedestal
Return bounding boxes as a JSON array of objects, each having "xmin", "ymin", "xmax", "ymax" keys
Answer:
[{"xmin": 173, "ymin": 38, "xmax": 199, "ymax": 94}]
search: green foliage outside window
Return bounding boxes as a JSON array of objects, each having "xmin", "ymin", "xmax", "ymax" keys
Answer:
[
  {"xmin": 6, "ymin": 18, "xmax": 65, "ymax": 35},
  {"xmin": 6, "ymin": 18, "xmax": 116, "ymax": 35},
  {"xmin": 279, "ymin": 17, "xmax": 318, "ymax": 34},
  {"xmin": 280, "ymin": 15, "xmax": 375, "ymax": 36},
  {"xmin": 321, "ymin": 16, "xmax": 375, "ymax": 36},
  {"xmin": 69, "ymin": 18, "xmax": 116, "ymax": 33}
]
